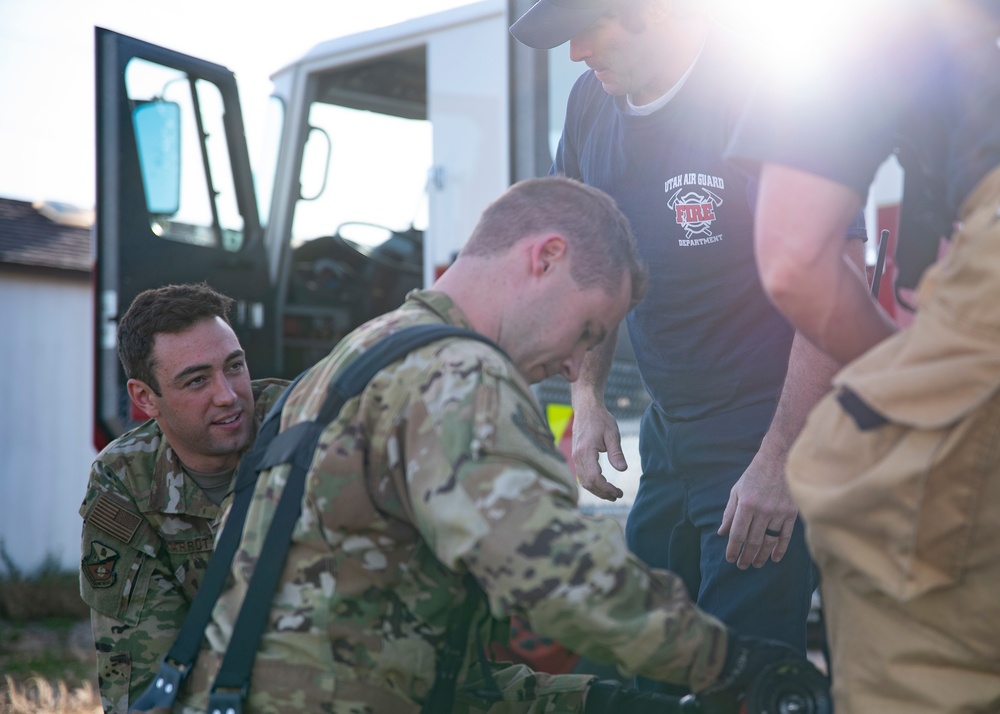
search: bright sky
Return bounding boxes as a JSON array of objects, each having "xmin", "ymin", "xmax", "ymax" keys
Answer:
[
  {"xmin": 0, "ymin": 0, "xmax": 472, "ymax": 209},
  {"xmin": 0, "ymin": 0, "xmax": 873, "ymax": 211}
]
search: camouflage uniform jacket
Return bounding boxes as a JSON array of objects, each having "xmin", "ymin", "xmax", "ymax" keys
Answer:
[
  {"xmin": 180, "ymin": 291, "xmax": 728, "ymax": 714},
  {"xmin": 79, "ymin": 378, "xmax": 288, "ymax": 714}
]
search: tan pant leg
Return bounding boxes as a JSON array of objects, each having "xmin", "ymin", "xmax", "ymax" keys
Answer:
[
  {"xmin": 821, "ymin": 552, "xmax": 1000, "ymax": 713},
  {"xmin": 802, "ymin": 393, "xmax": 1000, "ymax": 713}
]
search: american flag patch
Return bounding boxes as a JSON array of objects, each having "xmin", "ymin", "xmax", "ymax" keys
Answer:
[{"xmin": 89, "ymin": 493, "xmax": 142, "ymax": 543}]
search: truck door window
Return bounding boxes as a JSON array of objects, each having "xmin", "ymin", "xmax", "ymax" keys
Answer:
[
  {"xmin": 279, "ymin": 46, "xmax": 429, "ymax": 375},
  {"xmin": 291, "ymin": 46, "xmax": 431, "ymax": 245},
  {"xmin": 252, "ymin": 95, "xmax": 285, "ymax": 229},
  {"xmin": 124, "ymin": 57, "xmax": 245, "ymax": 251}
]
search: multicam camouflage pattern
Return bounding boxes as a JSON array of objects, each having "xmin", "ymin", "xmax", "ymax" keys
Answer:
[
  {"xmin": 179, "ymin": 291, "xmax": 728, "ymax": 714},
  {"xmin": 79, "ymin": 379, "xmax": 288, "ymax": 714}
]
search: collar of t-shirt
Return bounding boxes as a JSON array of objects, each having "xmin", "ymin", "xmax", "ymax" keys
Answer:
[
  {"xmin": 625, "ymin": 35, "xmax": 707, "ymax": 116},
  {"xmin": 183, "ymin": 465, "xmax": 236, "ymax": 506}
]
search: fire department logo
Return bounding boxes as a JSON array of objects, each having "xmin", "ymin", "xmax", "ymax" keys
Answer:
[
  {"xmin": 82, "ymin": 541, "xmax": 119, "ymax": 589},
  {"xmin": 667, "ymin": 187, "xmax": 723, "ymax": 243}
]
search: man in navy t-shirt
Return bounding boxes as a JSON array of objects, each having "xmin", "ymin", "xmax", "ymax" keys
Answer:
[{"xmin": 510, "ymin": 0, "xmax": 866, "ymax": 695}]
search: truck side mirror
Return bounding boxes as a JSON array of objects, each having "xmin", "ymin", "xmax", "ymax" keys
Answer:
[
  {"xmin": 133, "ymin": 100, "xmax": 181, "ymax": 215},
  {"xmin": 299, "ymin": 125, "xmax": 331, "ymax": 202}
]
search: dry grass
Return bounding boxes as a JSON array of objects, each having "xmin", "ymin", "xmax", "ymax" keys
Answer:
[
  {"xmin": 0, "ymin": 676, "xmax": 101, "ymax": 714},
  {"xmin": 0, "ymin": 621, "xmax": 99, "ymax": 714},
  {"xmin": 1, "ymin": 544, "xmax": 100, "ymax": 714}
]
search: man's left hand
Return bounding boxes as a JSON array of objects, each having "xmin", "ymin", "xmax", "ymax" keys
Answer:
[{"xmin": 717, "ymin": 450, "xmax": 798, "ymax": 569}]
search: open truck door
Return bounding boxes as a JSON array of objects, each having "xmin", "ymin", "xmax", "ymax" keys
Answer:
[{"xmin": 94, "ymin": 28, "xmax": 273, "ymax": 447}]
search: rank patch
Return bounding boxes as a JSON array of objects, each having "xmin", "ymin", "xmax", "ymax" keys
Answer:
[
  {"xmin": 82, "ymin": 541, "xmax": 119, "ymax": 588},
  {"xmin": 89, "ymin": 492, "xmax": 142, "ymax": 543}
]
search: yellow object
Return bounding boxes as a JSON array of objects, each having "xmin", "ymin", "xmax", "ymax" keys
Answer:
[{"xmin": 546, "ymin": 403, "xmax": 574, "ymax": 445}]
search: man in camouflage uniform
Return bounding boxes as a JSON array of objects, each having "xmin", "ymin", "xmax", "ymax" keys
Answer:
[
  {"xmin": 79, "ymin": 283, "xmax": 287, "ymax": 714},
  {"xmin": 177, "ymin": 178, "xmax": 799, "ymax": 714}
]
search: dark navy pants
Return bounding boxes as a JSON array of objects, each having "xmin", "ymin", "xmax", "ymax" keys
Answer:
[{"xmin": 625, "ymin": 401, "xmax": 818, "ymax": 694}]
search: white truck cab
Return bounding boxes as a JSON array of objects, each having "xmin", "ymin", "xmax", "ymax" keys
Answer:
[{"xmin": 93, "ymin": 1, "xmax": 649, "ymax": 452}]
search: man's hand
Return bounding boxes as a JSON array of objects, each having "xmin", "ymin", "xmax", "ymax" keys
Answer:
[
  {"xmin": 717, "ymin": 448, "xmax": 798, "ymax": 569},
  {"xmin": 571, "ymin": 402, "xmax": 627, "ymax": 501}
]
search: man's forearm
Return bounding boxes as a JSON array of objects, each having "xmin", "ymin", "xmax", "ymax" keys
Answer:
[
  {"xmin": 757, "ymin": 332, "xmax": 839, "ymax": 463},
  {"xmin": 756, "ymin": 164, "xmax": 899, "ymax": 365},
  {"xmin": 792, "ymin": 249, "xmax": 897, "ymax": 366},
  {"xmin": 570, "ymin": 323, "xmax": 619, "ymax": 409},
  {"xmin": 759, "ymin": 239, "xmax": 867, "ymax": 459}
]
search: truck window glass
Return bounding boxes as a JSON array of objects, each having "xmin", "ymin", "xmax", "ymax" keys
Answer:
[
  {"xmin": 252, "ymin": 95, "xmax": 285, "ymax": 230},
  {"xmin": 279, "ymin": 46, "xmax": 429, "ymax": 375},
  {"xmin": 133, "ymin": 101, "xmax": 181, "ymax": 214},
  {"xmin": 294, "ymin": 104, "xmax": 430, "ymax": 243},
  {"xmin": 124, "ymin": 57, "xmax": 245, "ymax": 251},
  {"xmin": 290, "ymin": 47, "xmax": 431, "ymax": 246}
]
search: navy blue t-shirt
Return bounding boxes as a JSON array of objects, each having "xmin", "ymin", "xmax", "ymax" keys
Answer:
[{"xmin": 554, "ymin": 23, "xmax": 807, "ymax": 421}]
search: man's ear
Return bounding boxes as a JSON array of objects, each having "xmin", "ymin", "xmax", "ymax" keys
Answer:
[
  {"xmin": 530, "ymin": 234, "xmax": 568, "ymax": 276},
  {"xmin": 127, "ymin": 378, "xmax": 161, "ymax": 418}
]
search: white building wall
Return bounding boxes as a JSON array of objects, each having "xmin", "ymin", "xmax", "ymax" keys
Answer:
[{"xmin": 0, "ymin": 271, "xmax": 95, "ymax": 573}]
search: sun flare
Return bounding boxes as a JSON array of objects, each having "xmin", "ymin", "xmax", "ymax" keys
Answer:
[{"xmin": 713, "ymin": 0, "xmax": 872, "ymax": 85}]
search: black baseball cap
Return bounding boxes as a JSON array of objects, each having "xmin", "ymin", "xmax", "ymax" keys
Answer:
[{"xmin": 509, "ymin": 0, "xmax": 613, "ymax": 49}]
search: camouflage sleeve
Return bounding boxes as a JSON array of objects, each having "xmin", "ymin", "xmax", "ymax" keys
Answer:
[
  {"xmin": 79, "ymin": 460, "xmax": 188, "ymax": 714},
  {"xmin": 403, "ymin": 356, "xmax": 728, "ymax": 694},
  {"xmin": 251, "ymin": 378, "xmax": 291, "ymax": 420}
]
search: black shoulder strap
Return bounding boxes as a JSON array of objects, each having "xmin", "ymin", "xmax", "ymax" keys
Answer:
[{"xmin": 130, "ymin": 324, "xmax": 500, "ymax": 714}]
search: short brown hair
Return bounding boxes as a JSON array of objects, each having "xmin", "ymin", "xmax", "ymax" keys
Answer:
[
  {"xmin": 117, "ymin": 282, "xmax": 235, "ymax": 395},
  {"xmin": 462, "ymin": 176, "xmax": 647, "ymax": 307}
]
